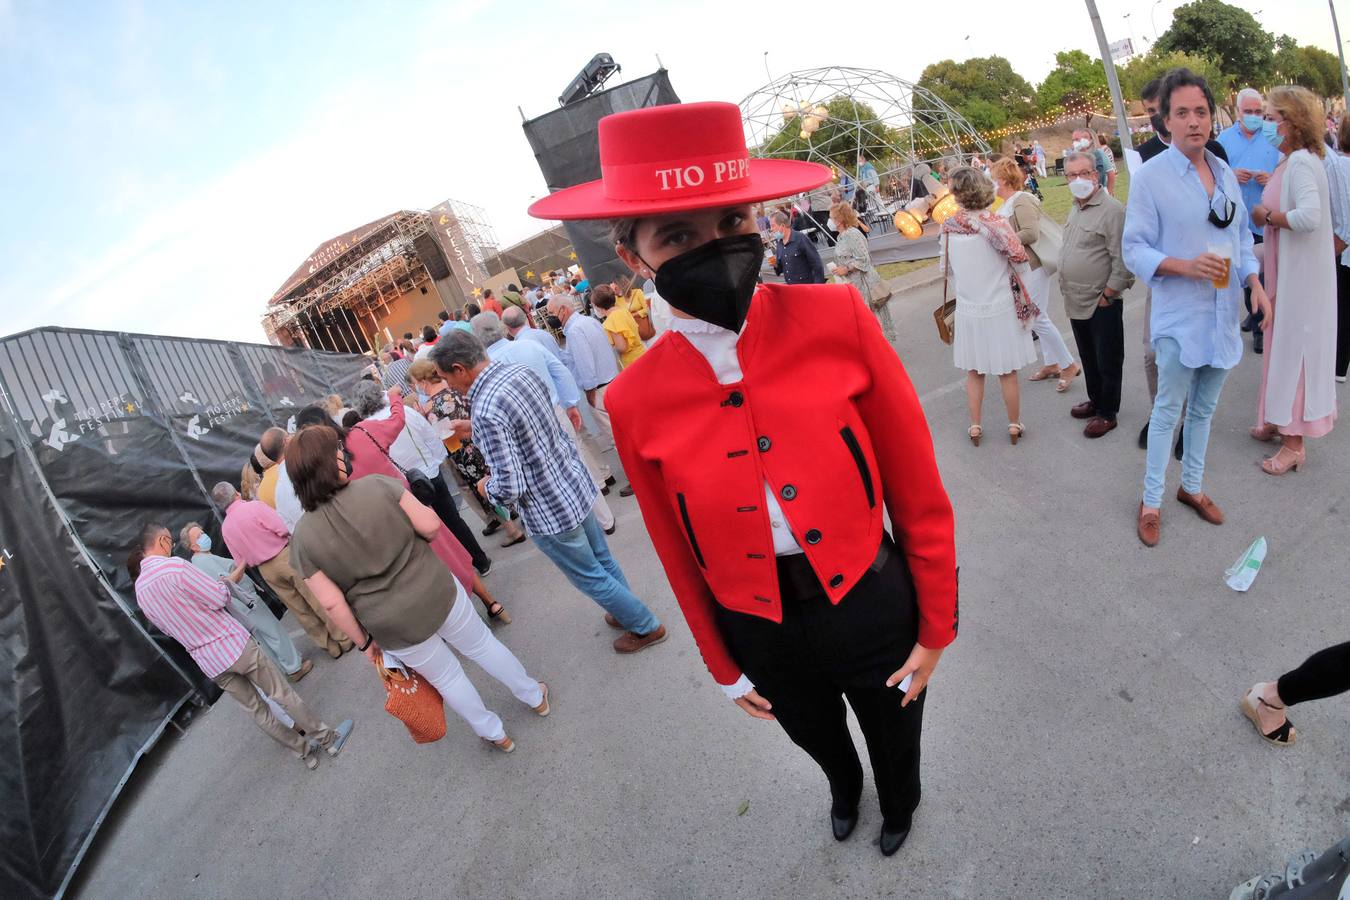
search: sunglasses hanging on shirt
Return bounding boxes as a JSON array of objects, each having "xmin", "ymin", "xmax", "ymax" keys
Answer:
[{"xmin": 1207, "ymin": 189, "xmax": 1236, "ymax": 229}]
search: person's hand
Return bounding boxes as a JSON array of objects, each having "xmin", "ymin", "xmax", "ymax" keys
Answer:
[
  {"xmin": 1254, "ymin": 170, "xmax": 1271, "ymax": 186},
  {"xmin": 387, "ymin": 386, "xmax": 403, "ymax": 404},
  {"xmin": 832, "ymin": 265, "xmax": 848, "ymax": 277},
  {"xmin": 475, "ymin": 475, "xmax": 490, "ymax": 498},
  {"xmin": 886, "ymin": 642, "xmax": 946, "ymax": 707},
  {"xmin": 1251, "ymin": 204, "xmax": 1269, "ymax": 228},
  {"xmin": 566, "ymin": 406, "xmax": 582, "ymax": 431},
  {"xmin": 1185, "ymin": 253, "xmax": 1229, "ymax": 282},
  {"xmin": 1234, "ymin": 168, "xmax": 1252, "ymax": 184},
  {"xmin": 449, "ymin": 418, "xmax": 472, "ymax": 439},
  {"xmin": 363, "ymin": 639, "xmax": 381, "ymax": 666},
  {"xmin": 733, "ymin": 689, "xmax": 776, "ymax": 720},
  {"xmin": 1249, "ymin": 278, "xmax": 1273, "ymax": 331},
  {"xmin": 1097, "ymin": 293, "xmax": 1113, "ymax": 308},
  {"xmin": 767, "ymin": 254, "xmax": 777, "ymax": 267}
]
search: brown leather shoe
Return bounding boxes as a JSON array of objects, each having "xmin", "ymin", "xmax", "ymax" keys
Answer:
[
  {"xmin": 1177, "ymin": 487, "xmax": 1224, "ymax": 525},
  {"xmin": 287, "ymin": 658, "xmax": 314, "ymax": 683},
  {"xmin": 603, "ymin": 612, "xmax": 623, "ymax": 629},
  {"xmin": 1070, "ymin": 401, "xmax": 1097, "ymax": 420},
  {"xmin": 1137, "ymin": 503, "xmax": 1160, "ymax": 547},
  {"xmin": 1083, "ymin": 416, "xmax": 1118, "ymax": 438},
  {"xmin": 613, "ymin": 625, "xmax": 667, "ymax": 654}
]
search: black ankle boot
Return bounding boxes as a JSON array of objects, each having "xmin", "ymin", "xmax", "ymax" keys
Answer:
[
  {"xmin": 879, "ymin": 824, "xmax": 910, "ymax": 856},
  {"xmin": 830, "ymin": 808, "xmax": 858, "ymax": 841}
]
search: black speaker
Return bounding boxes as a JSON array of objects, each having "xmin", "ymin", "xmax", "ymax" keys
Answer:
[{"xmin": 413, "ymin": 232, "xmax": 452, "ymax": 280}]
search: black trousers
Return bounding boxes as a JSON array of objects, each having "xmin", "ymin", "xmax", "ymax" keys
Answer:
[
  {"xmin": 1069, "ymin": 299, "xmax": 1125, "ymax": 419},
  {"xmin": 428, "ymin": 472, "xmax": 488, "ymax": 570},
  {"xmin": 1278, "ymin": 641, "xmax": 1350, "ymax": 706},
  {"xmin": 715, "ymin": 537, "xmax": 925, "ymax": 830},
  {"xmin": 1336, "ymin": 262, "xmax": 1350, "ymax": 379}
]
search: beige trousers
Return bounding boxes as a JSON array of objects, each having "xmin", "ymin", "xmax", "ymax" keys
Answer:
[
  {"xmin": 552, "ymin": 404, "xmax": 615, "ymax": 529},
  {"xmin": 213, "ymin": 639, "xmax": 334, "ymax": 754},
  {"xmin": 257, "ymin": 549, "xmax": 350, "ymax": 656}
]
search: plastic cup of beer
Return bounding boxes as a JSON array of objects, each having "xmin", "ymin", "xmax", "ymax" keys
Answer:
[{"xmin": 1208, "ymin": 241, "xmax": 1231, "ymax": 290}]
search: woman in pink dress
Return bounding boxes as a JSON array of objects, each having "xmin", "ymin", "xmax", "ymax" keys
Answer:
[
  {"xmin": 1249, "ymin": 86, "xmax": 1337, "ymax": 475},
  {"xmin": 325, "ymin": 388, "xmax": 512, "ymax": 623}
]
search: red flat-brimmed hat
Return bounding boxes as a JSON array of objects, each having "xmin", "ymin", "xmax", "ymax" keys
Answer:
[{"xmin": 527, "ymin": 101, "xmax": 833, "ymax": 221}]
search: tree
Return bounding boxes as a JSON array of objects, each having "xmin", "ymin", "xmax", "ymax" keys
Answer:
[
  {"xmin": 1272, "ymin": 37, "xmax": 1342, "ymax": 97},
  {"xmin": 758, "ymin": 97, "xmax": 901, "ymax": 170},
  {"xmin": 1155, "ymin": 0, "xmax": 1274, "ymax": 86},
  {"xmin": 1118, "ymin": 48, "xmax": 1233, "ymax": 102},
  {"xmin": 916, "ymin": 56, "xmax": 1036, "ymax": 132},
  {"xmin": 1035, "ymin": 50, "xmax": 1109, "ymax": 114}
]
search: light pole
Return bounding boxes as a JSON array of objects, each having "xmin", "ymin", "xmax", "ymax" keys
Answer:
[
  {"xmin": 1332, "ymin": 0, "xmax": 1350, "ymax": 112},
  {"xmin": 1150, "ymin": 0, "xmax": 1164, "ymax": 42},
  {"xmin": 1086, "ymin": 0, "xmax": 1134, "ymax": 168},
  {"xmin": 1123, "ymin": 12, "xmax": 1137, "ymax": 55}
]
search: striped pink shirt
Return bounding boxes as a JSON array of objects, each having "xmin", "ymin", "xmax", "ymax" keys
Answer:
[{"xmin": 135, "ymin": 555, "xmax": 249, "ymax": 679}]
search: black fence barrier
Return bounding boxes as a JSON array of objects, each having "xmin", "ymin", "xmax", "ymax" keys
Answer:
[{"xmin": 0, "ymin": 326, "xmax": 370, "ymax": 900}]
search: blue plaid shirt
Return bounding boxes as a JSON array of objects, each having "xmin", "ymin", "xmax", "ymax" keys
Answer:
[{"xmin": 467, "ymin": 361, "xmax": 597, "ymax": 536}]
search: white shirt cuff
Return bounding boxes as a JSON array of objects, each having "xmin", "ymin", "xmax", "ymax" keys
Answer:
[{"xmin": 719, "ymin": 674, "xmax": 755, "ymax": 701}]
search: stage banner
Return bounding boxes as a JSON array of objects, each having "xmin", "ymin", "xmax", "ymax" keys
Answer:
[
  {"xmin": 522, "ymin": 69, "xmax": 681, "ymax": 287},
  {"xmin": 428, "ymin": 201, "xmax": 489, "ymax": 306},
  {"xmin": 0, "ymin": 404, "xmax": 196, "ymax": 900}
]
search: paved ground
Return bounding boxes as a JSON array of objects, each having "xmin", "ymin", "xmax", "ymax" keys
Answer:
[{"xmin": 71, "ymin": 281, "xmax": 1350, "ymax": 900}]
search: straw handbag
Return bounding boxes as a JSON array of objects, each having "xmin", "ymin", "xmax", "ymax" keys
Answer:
[
  {"xmin": 376, "ymin": 653, "xmax": 446, "ymax": 744},
  {"xmin": 933, "ymin": 234, "xmax": 956, "ymax": 345}
]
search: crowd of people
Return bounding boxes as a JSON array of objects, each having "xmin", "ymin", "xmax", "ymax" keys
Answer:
[{"xmin": 120, "ymin": 85, "xmax": 1348, "ymax": 858}]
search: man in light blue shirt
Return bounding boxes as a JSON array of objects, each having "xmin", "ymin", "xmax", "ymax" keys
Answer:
[
  {"xmin": 1217, "ymin": 87, "xmax": 1282, "ymax": 347},
  {"xmin": 549, "ymin": 294, "xmax": 631, "ymax": 493},
  {"xmin": 1322, "ymin": 147, "xmax": 1350, "ymax": 381},
  {"xmin": 470, "ymin": 311, "xmax": 617, "ymax": 532},
  {"xmin": 1123, "ymin": 69, "xmax": 1270, "ymax": 547},
  {"xmin": 502, "ymin": 304, "xmax": 604, "ymax": 439}
]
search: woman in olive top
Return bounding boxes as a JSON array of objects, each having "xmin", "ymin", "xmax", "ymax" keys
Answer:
[{"xmin": 285, "ymin": 425, "xmax": 547, "ymax": 752}]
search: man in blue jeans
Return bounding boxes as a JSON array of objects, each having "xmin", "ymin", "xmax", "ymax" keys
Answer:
[
  {"xmin": 1123, "ymin": 69, "xmax": 1270, "ymax": 547},
  {"xmin": 429, "ymin": 330, "xmax": 666, "ymax": 653}
]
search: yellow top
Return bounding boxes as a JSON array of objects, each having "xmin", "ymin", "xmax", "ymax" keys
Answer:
[
  {"xmin": 603, "ymin": 307, "xmax": 647, "ymax": 368},
  {"xmin": 256, "ymin": 465, "xmax": 280, "ymax": 509},
  {"xmin": 626, "ymin": 288, "xmax": 649, "ymax": 320}
]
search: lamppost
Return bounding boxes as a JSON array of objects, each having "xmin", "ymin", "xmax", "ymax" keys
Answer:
[
  {"xmin": 1150, "ymin": 0, "xmax": 1164, "ymax": 41},
  {"xmin": 1333, "ymin": 1, "xmax": 1350, "ymax": 112}
]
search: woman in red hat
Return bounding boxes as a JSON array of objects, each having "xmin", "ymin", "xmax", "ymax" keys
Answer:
[{"xmin": 528, "ymin": 101, "xmax": 958, "ymax": 856}]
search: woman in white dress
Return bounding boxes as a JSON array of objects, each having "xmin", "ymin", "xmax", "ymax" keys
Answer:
[
  {"xmin": 941, "ymin": 166, "xmax": 1038, "ymax": 445},
  {"xmin": 991, "ymin": 158, "xmax": 1080, "ymax": 392}
]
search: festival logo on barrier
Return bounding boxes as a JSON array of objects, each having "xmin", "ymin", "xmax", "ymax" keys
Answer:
[
  {"xmin": 37, "ymin": 388, "xmax": 140, "ymax": 452},
  {"xmin": 179, "ymin": 392, "xmax": 249, "ymax": 441}
]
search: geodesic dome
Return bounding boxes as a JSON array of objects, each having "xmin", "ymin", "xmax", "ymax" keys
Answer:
[{"xmin": 740, "ymin": 66, "xmax": 992, "ymax": 203}]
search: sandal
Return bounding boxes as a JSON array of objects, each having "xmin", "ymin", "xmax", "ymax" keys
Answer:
[
  {"xmin": 1240, "ymin": 686, "xmax": 1295, "ymax": 746},
  {"xmin": 1055, "ymin": 363, "xmax": 1081, "ymax": 393},
  {"xmin": 1249, "ymin": 424, "xmax": 1281, "ymax": 443},
  {"xmin": 1009, "ymin": 422, "xmax": 1025, "ymax": 445},
  {"xmin": 487, "ymin": 601, "xmax": 513, "ymax": 625},
  {"xmin": 1028, "ymin": 365, "xmax": 1060, "ymax": 382},
  {"xmin": 483, "ymin": 734, "xmax": 516, "ymax": 753},
  {"xmin": 968, "ymin": 424, "xmax": 982, "ymax": 447}
]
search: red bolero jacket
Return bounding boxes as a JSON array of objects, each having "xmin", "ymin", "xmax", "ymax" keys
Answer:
[{"xmin": 605, "ymin": 283, "xmax": 958, "ymax": 687}]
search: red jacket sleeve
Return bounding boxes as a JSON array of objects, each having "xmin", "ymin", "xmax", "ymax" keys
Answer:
[
  {"xmin": 609, "ymin": 391, "xmax": 743, "ymax": 686},
  {"xmin": 849, "ymin": 289, "xmax": 959, "ymax": 648}
]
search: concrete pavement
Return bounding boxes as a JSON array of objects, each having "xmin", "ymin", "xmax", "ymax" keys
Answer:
[{"xmin": 70, "ymin": 279, "xmax": 1350, "ymax": 900}]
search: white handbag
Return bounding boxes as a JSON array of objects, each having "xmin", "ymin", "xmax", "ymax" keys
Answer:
[{"xmin": 1031, "ymin": 207, "xmax": 1063, "ymax": 277}]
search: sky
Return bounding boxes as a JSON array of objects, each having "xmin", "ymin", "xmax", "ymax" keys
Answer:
[{"xmin": 0, "ymin": 0, "xmax": 1342, "ymax": 344}]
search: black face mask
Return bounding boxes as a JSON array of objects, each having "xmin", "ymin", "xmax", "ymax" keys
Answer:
[
  {"xmin": 1150, "ymin": 113, "xmax": 1169, "ymax": 140},
  {"xmin": 544, "ymin": 314, "xmax": 563, "ymax": 330},
  {"xmin": 643, "ymin": 234, "xmax": 765, "ymax": 333}
]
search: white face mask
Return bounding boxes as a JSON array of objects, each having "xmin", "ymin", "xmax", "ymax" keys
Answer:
[
  {"xmin": 1067, "ymin": 178, "xmax": 1096, "ymax": 199},
  {"xmin": 1073, "ymin": 138, "xmax": 1090, "ymax": 151},
  {"xmin": 827, "ymin": 218, "xmax": 838, "ymax": 232}
]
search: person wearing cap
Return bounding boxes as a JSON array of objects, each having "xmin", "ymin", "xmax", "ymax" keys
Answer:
[{"xmin": 528, "ymin": 101, "xmax": 958, "ymax": 857}]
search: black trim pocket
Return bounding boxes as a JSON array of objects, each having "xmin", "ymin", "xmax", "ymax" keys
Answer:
[
  {"xmin": 839, "ymin": 426, "xmax": 876, "ymax": 508},
  {"xmin": 676, "ymin": 493, "xmax": 707, "ymax": 568}
]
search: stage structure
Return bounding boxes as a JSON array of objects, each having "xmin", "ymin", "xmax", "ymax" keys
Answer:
[
  {"xmin": 483, "ymin": 224, "xmax": 578, "ymax": 281},
  {"xmin": 740, "ymin": 66, "xmax": 992, "ymax": 235},
  {"xmin": 523, "ymin": 66, "xmax": 681, "ymax": 288},
  {"xmin": 262, "ymin": 199, "xmax": 498, "ymax": 353}
]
